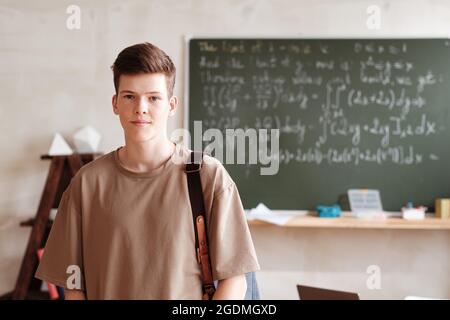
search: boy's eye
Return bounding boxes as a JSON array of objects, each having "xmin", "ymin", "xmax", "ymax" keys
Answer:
[
  {"xmin": 149, "ymin": 96, "xmax": 159, "ymax": 102},
  {"xmin": 124, "ymin": 95, "xmax": 135, "ymax": 100}
]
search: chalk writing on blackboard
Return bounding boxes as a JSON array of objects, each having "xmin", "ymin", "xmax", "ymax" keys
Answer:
[{"xmin": 194, "ymin": 40, "xmax": 445, "ymax": 167}]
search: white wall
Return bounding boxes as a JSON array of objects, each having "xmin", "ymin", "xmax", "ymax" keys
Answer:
[
  {"xmin": 1, "ymin": 0, "xmax": 450, "ymax": 298},
  {"xmin": 250, "ymin": 226, "xmax": 450, "ymax": 299}
]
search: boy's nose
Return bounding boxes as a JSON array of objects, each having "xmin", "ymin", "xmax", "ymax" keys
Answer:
[
  {"xmin": 135, "ymin": 108, "xmax": 148, "ymax": 114},
  {"xmin": 135, "ymin": 97, "xmax": 149, "ymax": 114}
]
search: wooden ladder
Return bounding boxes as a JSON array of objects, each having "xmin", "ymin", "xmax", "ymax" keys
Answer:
[{"xmin": 1, "ymin": 153, "xmax": 99, "ymax": 300}]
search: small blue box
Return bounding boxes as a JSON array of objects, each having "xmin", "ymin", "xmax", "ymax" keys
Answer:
[{"xmin": 316, "ymin": 205, "xmax": 342, "ymax": 218}]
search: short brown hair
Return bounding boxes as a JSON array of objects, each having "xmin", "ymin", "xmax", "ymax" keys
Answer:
[{"xmin": 111, "ymin": 42, "xmax": 176, "ymax": 97}]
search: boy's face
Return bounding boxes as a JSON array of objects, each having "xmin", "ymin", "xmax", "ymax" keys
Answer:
[{"xmin": 112, "ymin": 73, "xmax": 177, "ymax": 143}]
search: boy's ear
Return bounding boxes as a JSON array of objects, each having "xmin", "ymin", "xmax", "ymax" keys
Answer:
[
  {"xmin": 168, "ymin": 96, "xmax": 178, "ymax": 117},
  {"xmin": 112, "ymin": 94, "xmax": 119, "ymax": 115}
]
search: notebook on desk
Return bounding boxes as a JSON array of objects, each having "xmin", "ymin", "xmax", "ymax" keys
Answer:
[{"xmin": 297, "ymin": 284, "xmax": 360, "ymax": 300}]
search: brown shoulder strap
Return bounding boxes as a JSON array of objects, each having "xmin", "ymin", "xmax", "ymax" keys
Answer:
[{"xmin": 186, "ymin": 151, "xmax": 216, "ymax": 300}]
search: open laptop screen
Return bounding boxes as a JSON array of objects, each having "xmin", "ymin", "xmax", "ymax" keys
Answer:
[{"xmin": 297, "ymin": 285, "xmax": 360, "ymax": 300}]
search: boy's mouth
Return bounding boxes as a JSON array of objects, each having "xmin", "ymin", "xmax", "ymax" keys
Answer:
[{"xmin": 131, "ymin": 120, "xmax": 152, "ymax": 127}]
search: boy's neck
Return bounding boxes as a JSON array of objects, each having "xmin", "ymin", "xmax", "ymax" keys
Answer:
[{"xmin": 118, "ymin": 138, "xmax": 176, "ymax": 173}]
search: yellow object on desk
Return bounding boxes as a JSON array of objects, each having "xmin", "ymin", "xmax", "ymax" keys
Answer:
[{"xmin": 436, "ymin": 199, "xmax": 450, "ymax": 219}]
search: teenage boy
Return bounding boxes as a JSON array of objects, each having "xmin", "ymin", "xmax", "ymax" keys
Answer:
[{"xmin": 35, "ymin": 42, "xmax": 260, "ymax": 300}]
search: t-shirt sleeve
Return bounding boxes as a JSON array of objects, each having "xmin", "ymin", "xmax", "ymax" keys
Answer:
[
  {"xmin": 208, "ymin": 182, "xmax": 261, "ymax": 281},
  {"xmin": 34, "ymin": 179, "xmax": 85, "ymax": 291}
]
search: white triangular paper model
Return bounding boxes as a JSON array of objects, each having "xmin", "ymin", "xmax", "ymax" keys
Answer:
[
  {"xmin": 48, "ymin": 133, "xmax": 73, "ymax": 155},
  {"xmin": 73, "ymin": 126, "xmax": 101, "ymax": 153}
]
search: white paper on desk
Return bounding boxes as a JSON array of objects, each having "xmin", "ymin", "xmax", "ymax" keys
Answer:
[{"xmin": 246, "ymin": 203, "xmax": 301, "ymax": 226}]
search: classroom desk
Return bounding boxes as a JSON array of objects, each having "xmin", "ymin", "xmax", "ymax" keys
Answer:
[
  {"xmin": 247, "ymin": 212, "xmax": 450, "ymax": 230},
  {"xmin": 247, "ymin": 211, "xmax": 450, "ymax": 299}
]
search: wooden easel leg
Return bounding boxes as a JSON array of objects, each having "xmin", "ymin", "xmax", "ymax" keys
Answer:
[
  {"xmin": 12, "ymin": 157, "xmax": 65, "ymax": 299},
  {"xmin": 67, "ymin": 154, "xmax": 84, "ymax": 176}
]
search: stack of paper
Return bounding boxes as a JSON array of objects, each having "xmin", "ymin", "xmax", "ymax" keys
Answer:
[{"xmin": 246, "ymin": 203, "xmax": 306, "ymax": 226}]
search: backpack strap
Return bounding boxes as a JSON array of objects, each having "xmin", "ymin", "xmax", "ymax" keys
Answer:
[{"xmin": 185, "ymin": 151, "xmax": 216, "ymax": 300}]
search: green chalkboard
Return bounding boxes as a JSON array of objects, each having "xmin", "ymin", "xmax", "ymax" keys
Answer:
[{"xmin": 188, "ymin": 39, "xmax": 450, "ymax": 210}]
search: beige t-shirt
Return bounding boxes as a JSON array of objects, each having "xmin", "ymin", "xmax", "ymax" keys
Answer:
[{"xmin": 35, "ymin": 144, "xmax": 260, "ymax": 299}]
